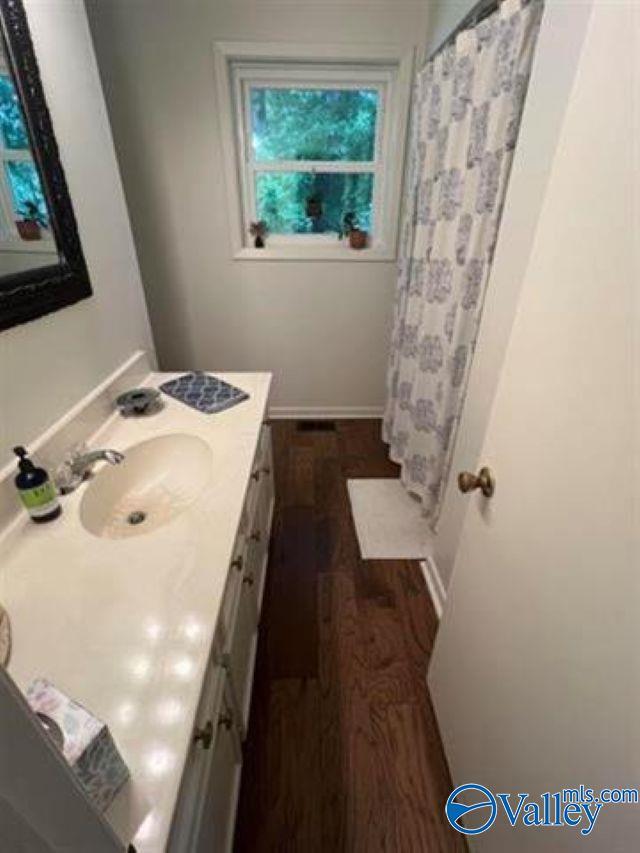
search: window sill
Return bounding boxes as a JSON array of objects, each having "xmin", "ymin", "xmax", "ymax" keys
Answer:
[
  {"xmin": 0, "ymin": 238, "xmax": 56, "ymax": 254},
  {"xmin": 234, "ymin": 245, "xmax": 395, "ymax": 262}
]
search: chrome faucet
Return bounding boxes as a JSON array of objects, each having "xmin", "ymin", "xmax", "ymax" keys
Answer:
[{"xmin": 55, "ymin": 448, "xmax": 125, "ymax": 494}]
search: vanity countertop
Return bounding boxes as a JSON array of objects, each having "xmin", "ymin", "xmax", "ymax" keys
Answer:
[{"xmin": 0, "ymin": 371, "xmax": 272, "ymax": 852}]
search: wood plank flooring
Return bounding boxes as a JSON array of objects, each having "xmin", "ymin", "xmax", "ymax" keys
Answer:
[{"xmin": 233, "ymin": 420, "xmax": 465, "ymax": 853}]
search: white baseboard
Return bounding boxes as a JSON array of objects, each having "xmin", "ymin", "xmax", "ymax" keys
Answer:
[
  {"xmin": 420, "ymin": 556, "xmax": 446, "ymax": 620},
  {"xmin": 269, "ymin": 406, "xmax": 384, "ymax": 420}
]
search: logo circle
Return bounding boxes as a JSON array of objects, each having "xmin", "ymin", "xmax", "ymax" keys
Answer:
[{"xmin": 445, "ymin": 783, "xmax": 497, "ymax": 836}]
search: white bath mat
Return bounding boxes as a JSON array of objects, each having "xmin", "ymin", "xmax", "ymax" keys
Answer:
[{"xmin": 347, "ymin": 478, "xmax": 432, "ymax": 559}]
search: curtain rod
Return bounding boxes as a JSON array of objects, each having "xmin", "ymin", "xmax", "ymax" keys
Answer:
[{"xmin": 426, "ymin": 0, "xmax": 532, "ymax": 64}]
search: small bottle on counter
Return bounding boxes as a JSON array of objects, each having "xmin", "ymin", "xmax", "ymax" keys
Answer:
[{"xmin": 13, "ymin": 446, "xmax": 61, "ymax": 523}]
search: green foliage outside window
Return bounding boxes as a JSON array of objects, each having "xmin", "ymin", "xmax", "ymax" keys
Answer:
[
  {"xmin": 5, "ymin": 161, "xmax": 49, "ymax": 226},
  {"xmin": 250, "ymin": 87, "xmax": 378, "ymax": 235},
  {"xmin": 0, "ymin": 71, "xmax": 49, "ymax": 227},
  {"xmin": 251, "ymin": 87, "xmax": 378, "ymax": 162},
  {"xmin": 0, "ymin": 73, "xmax": 29, "ymax": 150},
  {"xmin": 256, "ymin": 172, "xmax": 373, "ymax": 235}
]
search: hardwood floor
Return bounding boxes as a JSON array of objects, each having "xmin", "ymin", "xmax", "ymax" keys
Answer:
[{"xmin": 233, "ymin": 420, "xmax": 464, "ymax": 853}]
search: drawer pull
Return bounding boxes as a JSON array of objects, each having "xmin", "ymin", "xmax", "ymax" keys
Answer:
[
  {"xmin": 243, "ymin": 574, "xmax": 254, "ymax": 587},
  {"xmin": 218, "ymin": 712, "xmax": 233, "ymax": 731},
  {"xmin": 231, "ymin": 555, "xmax": 243, "ymax": 572},
  {"xmin": 249, "ymin": 530, "xmax": 261, "ymax": 543},
  {"xmin": 193, "ymin": 721, "xmax": 214, "ymax": 750},
  {"xmin": 250, "ymin": 469, "xmax": 260, "ymax": 481},
  {"xmin": 261, "ymin": 466, "xmax": 271, "ymax": 476}
]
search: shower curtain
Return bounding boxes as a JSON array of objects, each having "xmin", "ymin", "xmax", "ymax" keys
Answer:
[{"xmin": 383, "ymin": 0, "xmax": 542, "ymax": 526}]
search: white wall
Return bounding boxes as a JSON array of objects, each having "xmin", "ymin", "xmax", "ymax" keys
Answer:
[
  {"xmin": 85, "ymin": 0, "xmax": 430, "ymax": 413},
  {"xmin": 0, "ymin": 0, "xmax": 154, "ymax": 467}
]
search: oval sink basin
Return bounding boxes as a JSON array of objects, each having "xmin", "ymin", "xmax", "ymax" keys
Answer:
[{"xmin": 80, "ymin": 434, "xmax": 212, "ymax": 539}]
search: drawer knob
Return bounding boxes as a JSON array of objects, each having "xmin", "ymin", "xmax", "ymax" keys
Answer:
[
  {"xmin": 218, "ymin": 712, "xmax": 233, "ymax": 731},
  {"xmin": 249, "ymin": 530, "xmax": 261, "ymax": 543},
  {"xmin": 193, "ymin": 720, "xmax": 214, "ymax": 750},
  {"xmin": 231, "ymin": 555, "xmax": 243, "ymax": 572},
  {"xmin": 243, "ymin": 574, "xmax": 254, "ymax": 587},
  {"xmin": 251, "ymin": 469, "xmax": 260, "ymax": 481}
]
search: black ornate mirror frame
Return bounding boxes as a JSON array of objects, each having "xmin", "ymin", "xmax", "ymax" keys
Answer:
[{"xmin": 0, "ymin": 0, "xmax": 91, "ymax": 332}]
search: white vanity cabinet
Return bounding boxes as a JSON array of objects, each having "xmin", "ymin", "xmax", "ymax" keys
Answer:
[
  {"xmin": 0, "ymin": 366, "xmax": 274, "ymax": 853},
  {"xmin": 168, "ymin": 423, "xmax": 274, "ymax": 852}
]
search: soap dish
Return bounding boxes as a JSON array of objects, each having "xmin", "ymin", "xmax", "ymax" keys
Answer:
[
  {"xmin": 159, "ymin": 372, "xmax": 249, "ymax": 414},
  {"xmin": 116, "ymin": 387, "xmax": 162, "ymax": 417}
]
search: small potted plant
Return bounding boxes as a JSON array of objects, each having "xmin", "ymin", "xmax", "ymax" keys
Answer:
[
  {"xmin": 249, "ymin": 220, "xmax": 268, "ymax": 248},
  {"xmin": 341, "ymin": 211, "xmax": 368, "ymax": 250},
  {"xmin": 16, "ymin": 200, "xmax": 46, "ymax": 241}
]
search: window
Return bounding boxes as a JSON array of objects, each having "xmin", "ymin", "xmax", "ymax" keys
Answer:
[
  {"xmin": 0, "ymin": 63, "xmax": 52, "ymax": 250},
  {"xmin": 215, "ymin": 44, "xmax": 414, "ymax": 260}
]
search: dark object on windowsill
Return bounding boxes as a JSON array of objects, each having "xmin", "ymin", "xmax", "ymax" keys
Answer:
[
  {"xmin": 305, "ymin": 194, "xmax": 323, "ymax": 220},
  {"xmin": 250, "ymin": 220, "xmax": 267, "ymax": 248},
  {"xmin": 340, "ymin": 211, "xmax": 368, "ymax": 249},
  {"xmin": 16, "ymin": 200, "xmax": 46, "ymax": 240},
  {"xmin": 341, "ymin": 211, "xmax": 356, "ymax": 237},
  {"xmin": 16, "ymin": 219, "xmax": 41, "ymax": 240},
  {"xmin": 349, "ymin": 228, "xmax": 368, "ymax": 250}
]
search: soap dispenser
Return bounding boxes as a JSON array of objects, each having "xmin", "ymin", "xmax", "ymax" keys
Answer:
[{"xmin": 13, "ymin": 446, "xmax": 61, "ymax": 523}]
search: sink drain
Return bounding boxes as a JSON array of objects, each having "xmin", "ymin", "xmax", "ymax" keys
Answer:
[{"xmin": 127, "ymin": 510, "xmax": 147, "ymax": 526}]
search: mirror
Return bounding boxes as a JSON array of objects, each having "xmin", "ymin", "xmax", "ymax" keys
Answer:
[{"xmin": 0, "ymin": 0, "xmax": 91, "ymax": 332}]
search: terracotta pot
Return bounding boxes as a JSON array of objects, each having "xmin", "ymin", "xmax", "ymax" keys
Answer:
[
  {"xmin": 349, "ymin": 229, "xmax": 367, "ymax": 250},
  {"xmin": 16, "ymin": 219, "xmax": 41, "ymax": 241}
]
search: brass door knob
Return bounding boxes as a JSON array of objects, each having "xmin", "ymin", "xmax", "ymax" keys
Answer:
[{"xmin": 457, "ymin": 467, "xmax": 495, "ymax": 497}]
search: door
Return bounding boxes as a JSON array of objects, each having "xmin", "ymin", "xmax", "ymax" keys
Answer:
[
  {"xmin": 227, "ymin": 567, "xmax": 258, "ymax": 736},
  {"xmin": 429, "ymin": 4, "xmax": 639, "ymax": 851},
  {"xmin": 191, "ymin": 687, "xmax": 242, "ymax": 853}
]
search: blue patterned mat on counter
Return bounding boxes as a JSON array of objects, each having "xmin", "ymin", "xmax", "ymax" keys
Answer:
[{"xmin": 159, "ymin": 372, "xmax": 249, "ymax": 414}]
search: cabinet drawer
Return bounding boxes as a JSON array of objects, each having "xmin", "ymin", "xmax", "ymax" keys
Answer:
[
  {"xmin": 226, "ymin": 570, "xmax": 258, "ymax": 736},
  {"xmin": 214, "ymin": 536, "xmax": 246, "ymax": 654},
  {"xmin": 243, "ymin": 424, "xmax": 272, "ymax": 527},
  {"xmin": 215, "ymin": 424, "xmax": 273, "ymax": 659},
  {"xmin": 256, "ymin": 422, "xmax": 271, "ymax": 470}
]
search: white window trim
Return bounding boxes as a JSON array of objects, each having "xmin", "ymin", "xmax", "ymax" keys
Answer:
[{"xmin": 213, "ymin": 41, "xmax": 414, "ymax": 262}]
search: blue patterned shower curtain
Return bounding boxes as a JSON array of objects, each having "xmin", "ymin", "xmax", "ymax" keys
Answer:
[{"xmin": 383, "ymin": 0, "xmax": 542, "ymax": 526}]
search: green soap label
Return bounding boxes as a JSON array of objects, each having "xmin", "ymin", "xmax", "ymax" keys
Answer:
[{"xmin": 20, "ymin": 481, "xmax": 57, "ymax": 509}]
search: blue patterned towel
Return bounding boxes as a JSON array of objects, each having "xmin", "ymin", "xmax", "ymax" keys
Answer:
[{"xmin": 159, "ymin": 372, "xmax": 249, "ymax": 414}]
